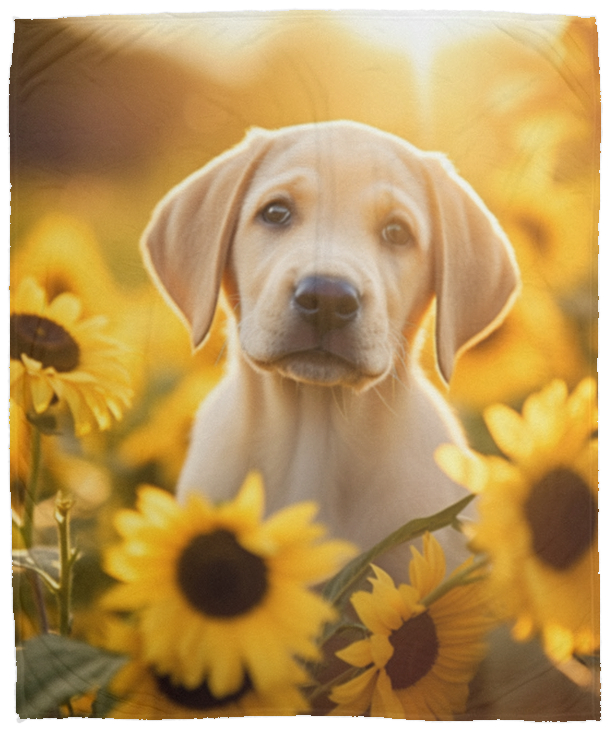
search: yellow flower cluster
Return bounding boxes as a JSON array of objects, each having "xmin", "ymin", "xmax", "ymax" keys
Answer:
[
  {"xmin": 436, "ymin": 378, "xmax": 598, "ymax": 663},
  {"xmin": 10, "ymin": 278, "xmax": 133, "ymax": 436},
  {"xmin": 329, "ymin": 534, "xmax": 493, "ymax": 719},
  {"xmin": 102, "ymin": 473, "xmax": 356, "ymax": 717}
]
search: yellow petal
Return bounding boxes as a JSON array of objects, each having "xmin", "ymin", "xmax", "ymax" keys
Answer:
[
  {"xmin": 365, "ymin": 567, "xmax": 405, "ymax": 630},
  {"xmin": 230, "ymin": 471, "xmax": 265, "ymax": 523},
  {"xmin": 336, "ymin": 639, "xmax": 374, "ymax": 668},
  {"xmin": 484, "ymin": 403, "xmax": 528, "ymax": 460},
  {"xmin": 409, "ymin": 533, "xmax": 445, "ymax": 598},
  {"xmin": 521, "ymin": 379, "xmax": 567, "ymax": 448},
  {"xmin": 351, "ymin": 590, "xmax": 391, "ymax": 635},
  {"xmin": 136, "ymin": 486, "xmax": 183, "ymax": 525},
  {"xmin": 30, "ymin": 375, "xmax": 56, "ymax": 414},
  {"xmin": 270, "ymin": 538, "xmax": 356, "ymax": 584},
  {"xmin": 568, "ymin": 377, "xmax": 597, "ymax": 425},
  {"xmin": 370, "ymin": 669, "xmax": 406, "ymax": 719},
  {"xmin": 46, "ymin": 291, "xmax": 82, "ymax": 325},
  {"xmin": 434, "ymin": 444, "xmax": 488, "ymax": 494},
  {"xmin": 14, "ymin": 277, "xmax": 47, "ymax": 313},
  {"xmin": 369, "ymin": 632, "xmax": 394, "ymax": 668},
  {"xmin": 329, "ymin": 666, "xmax": 377, "ymax": 707}
]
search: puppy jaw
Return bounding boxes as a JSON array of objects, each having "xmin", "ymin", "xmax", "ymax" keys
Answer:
[{"xmin": 230, "ymin": 258, "xmax": 389, "ymax": 390}]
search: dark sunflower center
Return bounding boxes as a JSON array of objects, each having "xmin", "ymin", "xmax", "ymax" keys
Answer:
[
  {"xmin": 524, "ymin": 467, "xmax": 597, "ymax": 570},
  {"xmin": 10, "ymin": 313, "xmax": 80, "ymax": 372},
  {"xmin": 155, "ymin": 671, "xmax": 253, "ymax": 711},
  {"xmin": 177, "ymin": 529, "xmax": 268, "ymax": 618},
  {"xmin": 385, "ymin": 610, "xmax": 439, "ymax": 690}
]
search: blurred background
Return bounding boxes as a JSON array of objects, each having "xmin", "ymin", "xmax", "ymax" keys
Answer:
[{"xmin": 10, "ymin": 11, "xmax": 599, "ymax": 644}]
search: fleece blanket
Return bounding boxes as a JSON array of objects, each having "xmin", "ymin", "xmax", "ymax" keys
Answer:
[{"xmin": 10, "ymin": 10, "xmax": 599, "ymax": 721}]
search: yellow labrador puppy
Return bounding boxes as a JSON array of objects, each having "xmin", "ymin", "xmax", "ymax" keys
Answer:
[
  {"xmin": 142, "ymin": 121, "xmax": 598, "ymax": 719},
  {"xmin": 142, "ymin": 120, "xmax": 518, "ymax": 571}
]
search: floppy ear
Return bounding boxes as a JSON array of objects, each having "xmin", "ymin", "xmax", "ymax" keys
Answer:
[
  {"xmin": 423, "ymin": 155, "xmax": 520, "ymax": 383},
  {"xmin": 141, "ymin": 129, "xmax": 272, "ymax": 348}
]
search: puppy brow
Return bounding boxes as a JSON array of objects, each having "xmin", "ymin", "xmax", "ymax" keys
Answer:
[
  {"xmin": 251, "ymin": 170, "xmax": 315, "ymax": 199},
  {"xmin": 369, "ymin": 184, "xmax": 423, "ymax": 213}
]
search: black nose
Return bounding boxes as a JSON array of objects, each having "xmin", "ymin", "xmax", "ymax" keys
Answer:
[{"xmin": 293, "ymin": 276, "xmax": 360, "ymax": 333}]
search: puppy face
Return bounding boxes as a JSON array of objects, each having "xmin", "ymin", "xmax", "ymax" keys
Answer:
[
  {"xmin": 228, "ymin": 127, "xmax": 435, "ymax": 390},
  {"xmin": 141, "ymin": 121, "xmax": 520, "ymax": 386}
]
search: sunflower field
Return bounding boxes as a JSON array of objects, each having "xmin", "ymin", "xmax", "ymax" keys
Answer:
[{"xmin": 9, "ymin": 12, "xmax": 599, "ymax": 721}]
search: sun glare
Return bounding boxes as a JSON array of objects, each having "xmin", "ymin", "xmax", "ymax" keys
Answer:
[
  {"xmin": 61, "ymin": 8, "xmax": 570, "ymax": 142},
  {"xmin": 76, "ymin": 12, "xmax": 569, "ymax": 95},
  {"xmin": 342, "ymin": 12, "xmax": 569, "ymax": 132},
  {"xmin": 343, "ymin": 13, "xmax": 568, "ymax": 78}
]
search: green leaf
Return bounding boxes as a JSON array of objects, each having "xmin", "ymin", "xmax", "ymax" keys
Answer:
[
  {"xmin": 322, "ymin": 493, "xmax": 475, "ymax": 609},
  {"xmin": 16, "ymin": 634, "xmax": 127, "ymax": 719}
]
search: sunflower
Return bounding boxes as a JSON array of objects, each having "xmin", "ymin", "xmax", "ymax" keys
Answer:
[
  {"xmin": 435, "ymin": 378, "xmax": 599, "ymax": 663},
  {"xmin": 104, "ymin": 621, "xmax": 309, "ymax": 719},
  {"xmin": 448, "ymin": 284, "xmax": 586, "ymax": 410},
  {"xmin": 11, "ymin": 213, "xmax": 124, "ymax": 318},
  {"xmin": 329, "ymin": 533, "xmax": 492, "ymax": 720},
  {"xmin": 103, "ymin": 473, "xmax": 356, "ymax": 697},
  {"xmin": 10, "ymin": 277, "xmax": 133, "ymax": 436},
  {"xmin": 109, "ymin": 659, "xmax": 309, "ymax": 719}
]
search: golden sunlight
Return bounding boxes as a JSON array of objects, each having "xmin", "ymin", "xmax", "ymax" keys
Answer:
[
  {"xmin": 344, "ymin": 12, "xmax": 568, "ymax": 77},
  {"xmin": 75, "ymin": 12, "xmax": 569, "ymax": 89},
  {"xmin": 342, "ymin": 12, "xmax": 569, "ymax": 140},
  {"xmin": 71, "ymin": 11, "xmax": 570, "ymax": 151}
]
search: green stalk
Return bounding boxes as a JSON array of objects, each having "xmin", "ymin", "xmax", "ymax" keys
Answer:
[
  {"xmin": 16, "ymin": 425, "xmax": 52, "ymax": 634},
  {"xmin": 55, "ymin": 492, "xmax": 78, "ymax": 636}
]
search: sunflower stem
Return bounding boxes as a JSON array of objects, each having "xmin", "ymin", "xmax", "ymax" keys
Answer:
[
  {"xmin": 319, "ymin": 619, "xmax": 369, "ymax": 647},
  {"xmin": 22, "ymin": 425, "xmax": 42, "ymax": 549},
  {"xmin": 421, "ymin": 554, "xmax": 489, "ymax": 608},
  {"xmin": 55, "ymin": 491, "xmax": 77, "ymax": 636},
  {"xmin": 15, "ymin": 424, "xmax": 54, "ymax": 636}
]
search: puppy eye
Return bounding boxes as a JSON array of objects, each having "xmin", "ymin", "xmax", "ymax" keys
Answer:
[
  {"xmin": 381, "ymin": 219, "xmax": 413, "ymax": 246},
  {"xmin": 260, "ymin": 201, "xmax": 292, "ymax": 226}
]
